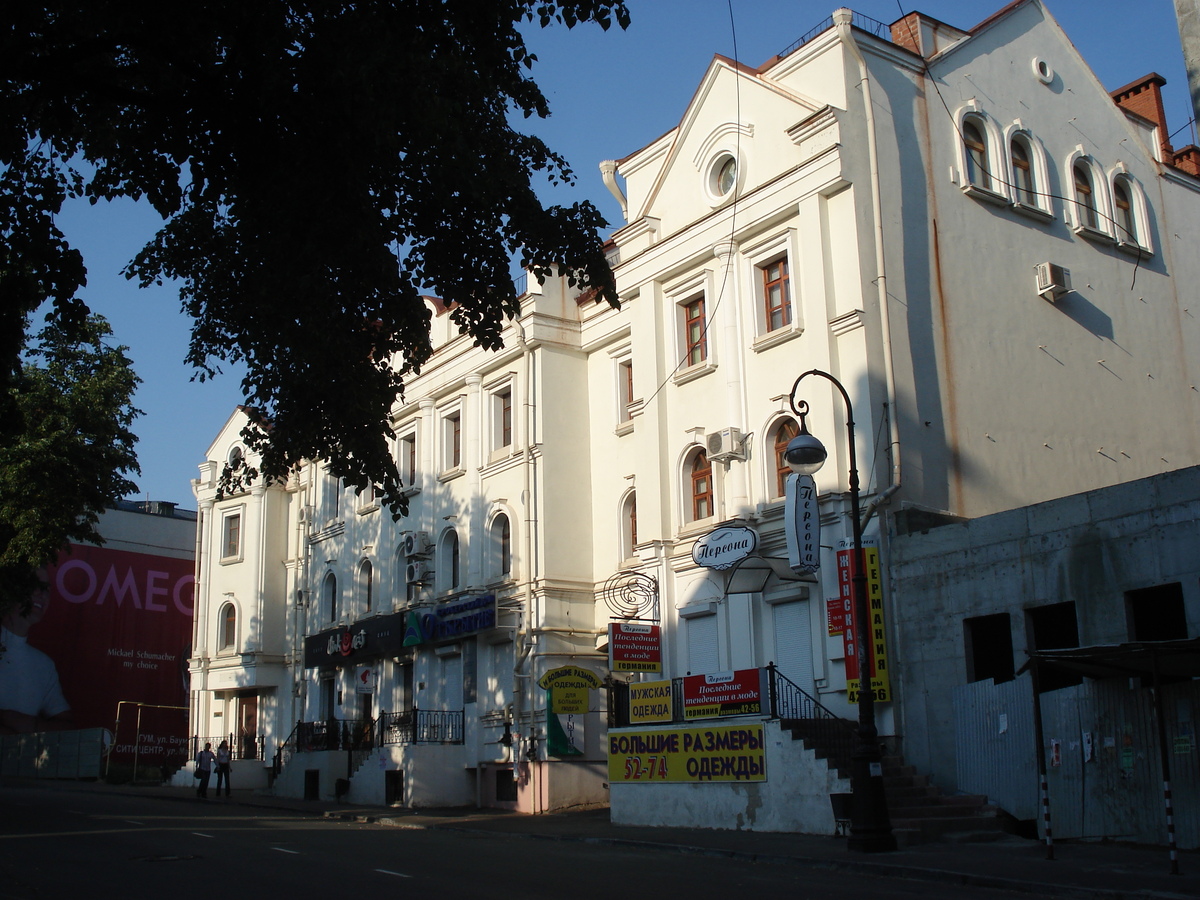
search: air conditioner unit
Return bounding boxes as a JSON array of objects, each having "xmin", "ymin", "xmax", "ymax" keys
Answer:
[
  {"xmin": 706, "ymin": 427, "xmax": 746, "ymax": 461},
  {"xmin": 405, "ymin": 560, "xmax": 431, "ymax": 584},
  {"xmin": 403, "ymin": 531, "xmax": 433, "ymax": 558},
  {"xmin": 1034, "ymin": 262, "xmax": 1071, "ymax": 300}
]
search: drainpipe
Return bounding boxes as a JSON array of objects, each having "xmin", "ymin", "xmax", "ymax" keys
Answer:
[
  {"xmin": 512, "ymin": 313, "xmax": 538, "ymax": 802},
  {"xmin": 835, "ymin": 9, "xmax": 902, "ymax": 498}
]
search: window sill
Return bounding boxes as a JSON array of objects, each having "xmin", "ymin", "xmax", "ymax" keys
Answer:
[
  {"xmin": 1011, "ymin": 201, "xmax": 1054, "ymax": 222},
  {"xmin": 219, "ymin": 555, "xmax": 243, "ymax": 566},
  {"xmin": 962, "ymin": 183, "xmax": 1009, "ymax": 206},
  {"xmin": 438, "ymin": 467, "xmax": 466, "ymax": 484},
  {"xmin": 1073, "ymin": 223, "xmax": 1114, "ymax": 244},
  {"xmin": 672, "ymin": 361, "xmax": 716, "ymax": 386},
  {"xmin": 614, "ymin": 419, "xmax": 634, "ymax": 437},
  {"xmin": 356, "ymin": 502, "xmax": 380, "ymax": 516},
  {"xmin": 1116, "ymin": 239, "xmax": 1152, "ymax": 259},
  {"xmin": 677, "ymin": 518, "xmax": 715, "ymax": 540},
  {"xmin": 752, "ymin": 323, "xmax": 804, "ymax": 353}
]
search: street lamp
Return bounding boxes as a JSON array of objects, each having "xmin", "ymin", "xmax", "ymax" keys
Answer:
[{"xmin": 785, "ymin": 368, "xmax": 895, "ymax": 853}]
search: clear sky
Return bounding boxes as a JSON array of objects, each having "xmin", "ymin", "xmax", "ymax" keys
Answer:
[{"xmin": 57, "ymin": 0, "xmax": 1193, "ymax": 510}]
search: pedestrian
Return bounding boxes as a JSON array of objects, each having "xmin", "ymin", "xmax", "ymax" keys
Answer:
[
  {"xmin": 215, "ymin": 740, "xmax": 232, "ymax": 797},
  {"xmin": 195, "ymin": 742, "xmax": 216, "ymax": 798}
]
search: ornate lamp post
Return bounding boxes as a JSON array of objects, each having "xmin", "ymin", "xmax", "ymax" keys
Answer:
[{"xmin": 785, "ymin": 368, "xmax": 895, "ymax": 853}]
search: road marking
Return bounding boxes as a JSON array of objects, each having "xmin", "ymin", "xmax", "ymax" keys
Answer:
[
  {"xmin": 193, "ymin": 832, "xmax": 214, "ymax": 838},
  {"xmin": 375, "ymin": 869, "xmax": 412, "ymax": 878},
  {"xmin": 273, "ymin": 847, "xmax": 300, "ymax": 854}
]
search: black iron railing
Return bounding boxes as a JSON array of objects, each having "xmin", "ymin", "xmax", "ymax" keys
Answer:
[
  {"xmin": 191, "ymin": 734, "xmax": 264, "ymax": 761},
  {"xmin": 379, "ymin": 709, "xmax": 464, "ymax": 745}
]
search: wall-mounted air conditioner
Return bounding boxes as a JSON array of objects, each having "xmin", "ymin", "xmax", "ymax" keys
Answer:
[
  {"xmin": 706, "ymin": 427, "xmax": 746, "ymax": 462},
  {"xmin": 403, "ymin": 531, "xmax": 433, "ymax": 558},
  {"xmin": 405, "ymin": 560, "xmax": 431, "ymax": 584},
  {"xmin": 1034, "ymin": 262, "xmax": 1071, "ymax": 301}
]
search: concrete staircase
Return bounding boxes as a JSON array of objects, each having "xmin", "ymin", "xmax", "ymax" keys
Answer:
[
  {"xmin": 780, "ymin": 717, "xmax": 1014, "ymax": 845},
  {"xmin": 882, "ymin": 756, "xmax": 1012, "ymax": 846}
]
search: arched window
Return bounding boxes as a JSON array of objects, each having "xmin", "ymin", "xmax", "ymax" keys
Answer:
[
  {"xmin": 358, "ymin": 559, "xmax": 373, "ymax": 613},
  {"xmin": 773, "ymin": 419, "xmax": 799, "ymax": 498},
  {"xmin": 690, "ymin": 451, "xmax": 713, "ymax": 522},
  {"xmin": 324, "ymin": 572, "xmax": 338, "ymax": 622},
  {"xmin": 1010, "ymin": 137, "xmax": 1034, "ymax": 205},
  {"xmin": 1073, "ymin": 161, "xmax": 1098, "ymax": 229},
  {"xmin": 491, "ymin": 514, "xmax": 512, "ymax": 578},
  {"xmin": 218, "ymin": 602, "xmax": 237, "ymax": 652},
  {"xmin": 1113, "ymin": 179, "xmax": 1134, "ymax": 241},
  {"xmin": 621, "ymin": 492, "xmax": 638, "ymax": 560},
  {"xmin": 963, "ymin": 120, "xmax": 990, "ymax": 190}
]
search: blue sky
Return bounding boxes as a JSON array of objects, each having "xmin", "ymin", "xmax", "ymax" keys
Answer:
[{"xmin": 57, "ymin": 0, "xmax": 1193, "ymax": 509}]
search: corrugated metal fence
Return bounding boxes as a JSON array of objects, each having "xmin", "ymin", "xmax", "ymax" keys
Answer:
[{"xmin": 955, "ymin": 675, "xmax": 1200, "ymax": 847}]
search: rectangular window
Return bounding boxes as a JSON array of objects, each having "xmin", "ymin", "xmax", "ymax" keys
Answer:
[
  {"xmin": 398, "ymin": 432, "xmax": 417, "ymax": 488},
  {"xmin": 444, "ymin": 412, "xmax": 462, "ymax": 471},
  {"xmin": 1025, "ymin": 602, "xmax": 1082, "ymax": 692},
  {"xmin": 222, "ymin": 513, "xmax": 241, "ymax": 560},
  {"xmin": 963, "ymin": 613, "xmax": 1014, "ymax": 684},
  {"xmin": 684, "ymin": 296, "xmax": 706, "ymax": 366},
  {"xmin": 491, "ymin": 387, "xmax": 513, "ymax": 451},
  {"xmin": 619, "ymin": 360, "xmax": 634, "ymax": 422},
  {"xmin": 1126, "ymin": 583, "xmax": 1187, "ymax": 642},
  {"xmin": 762, "ymin": 258, "xmax": 791, "ymax": 332}
]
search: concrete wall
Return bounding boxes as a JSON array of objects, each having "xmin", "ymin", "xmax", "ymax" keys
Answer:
[
  {"xmin": 609, "ymin": 719, "xmax": 850, "ymax": 834},
  {"xmin": 891, "ymin": 465, "xmax": 1200, "ymax": 793}
]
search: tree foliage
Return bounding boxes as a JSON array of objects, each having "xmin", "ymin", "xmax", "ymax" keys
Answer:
[
  {"xmin": 1, "ymin": 1, "xmax": 626, "ymax": 526},
  {"xmin": 0, "ymin": 315, "xmax": 141, "ymax": 613}
]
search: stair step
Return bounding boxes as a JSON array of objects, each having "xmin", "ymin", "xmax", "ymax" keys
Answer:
[{"xmin": 890, "ymin": 803, "xmax": 996, "ymax": 820}]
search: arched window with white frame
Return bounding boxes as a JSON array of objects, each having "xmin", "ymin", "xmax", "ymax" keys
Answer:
[
  {"xmin": 1109, "ymin": 171, "xmax": 1151, "ymax": 255},
  {"xmin": 1002, "ymin": 127, "xmax": 1053, "ymax": 218},
  {"xmin": 962, "ymin": 118, "xmax": 992, "ymax": 191},
  {"xmin": 687, "ymin": 449, "xmax": 713, "ymax": 523},
  {"xmin": 218, "ymin": 602, "xmax": 237, "ymax": 653},
  {"xmin": 489, "ymin": 513, "xmax": 512, "ymax": 580},
  {"xmin": 1066, "ymin": 152, "xmax": 1111, "ymax": 238},
  {"xmin": 620, "ymin": 491, "xmax": 638, "ymax": 561},
  {"xmin": 357, "ymin": 559, "xmax": 373, "ymax": 613},
  {"xmin": 771, "ymin": 418, "xmax": 799, "ymax": 500},
  {"xmin": 323, "ymin": 572, "xmax": 338, "ymax": 623},
  {"xmin": 440, "ymin": 529, "xmax": 460, "ymax": 593}
]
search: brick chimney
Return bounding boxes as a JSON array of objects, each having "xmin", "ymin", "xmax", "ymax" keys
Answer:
[{"xmin": 1111, "ymin": 73, "xmax": 1173, "ymax": 157}]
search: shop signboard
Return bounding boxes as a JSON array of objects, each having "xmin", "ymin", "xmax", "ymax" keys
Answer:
[
  {"xmin": 608, "ymin": 622, "xmax": 662, "ymax": 672},
  {"xmin": 628, "ymin": 679, "xmax": 673, "ymax": 724},
  {"xmin": 691, "ymin": 525, "xmax": 757, "ymax": 570},
  {"xmin": 608, "ymin": 724, "xmax": 766, "ymax": 783},
  {"xmin": 680, "ymin": 668, "xmax": 764, "ymax": 720},
  {"xmin": 304, "ymin": 610, "xmax": 408, "ymax": 668}
]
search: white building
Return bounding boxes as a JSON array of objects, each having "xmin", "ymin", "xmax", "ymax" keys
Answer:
[{"xmin": 190, "ymin": 0, "xmax": 1200, "ymax": 833}]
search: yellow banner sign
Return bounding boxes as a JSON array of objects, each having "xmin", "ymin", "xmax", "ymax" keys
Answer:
[
  {"xmin": 607, "ymin": 725, "xmax": 766, "ymax": 783},
  {"xmin": 628, "ymin": 680, "xmax": 673, "ymax": 724},
  {"xmin": 539, "ymin": 665, "xmax": 602, "ymax": 714}
]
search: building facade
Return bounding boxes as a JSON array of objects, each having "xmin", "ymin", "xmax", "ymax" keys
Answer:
[{"xmin": 189, "ymin": 0, "xmax": 1200, "ymax": 831}]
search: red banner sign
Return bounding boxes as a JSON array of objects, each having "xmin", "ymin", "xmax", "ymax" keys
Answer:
[
  {"xmin": 681, "ymin": 668, "xmax": 764, "ymax": 719},
  {"xmin": 609, "ymin": 623, "xmax": 662, "ymax": 673}
]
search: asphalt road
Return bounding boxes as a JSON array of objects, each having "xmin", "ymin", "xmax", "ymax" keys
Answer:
[{"xmin": 0, "ymin": 786, "xmax": 1044, "ymax": 899}]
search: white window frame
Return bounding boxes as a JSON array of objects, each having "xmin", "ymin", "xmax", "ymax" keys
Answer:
[
  {"xmin": 219, "ymin": 506, "xmax": 245, "ymax": 564},
  {"xmin": 954, "ymin": 104, "xmax": 1007, "ymax": 206},
  {"xmin": 608, "ymin": 343, "xmax": 639, "ymax": 434},
  {"xmin": 1065, "ymin": 149, "xmax": 1113, "ymax": 241},
  {"xmin": 747, "ymin": 230, "xmax": 804, "ymax": 350},
  {"xmin": 217, "ymin": 600, "xmax": 238, "ymax": 653},
  {"xmin": 1002, "ymin": 125, "xmax": 1054, "ymax": 220},
  {"xmin": 486, "ymin": 377, "xmax": 516, "ymax": 461},
  {"xmin": 439, "ymin": 402, "xmax": 465, "ymax": 479},
  {"xmin": 668, "ymin": 270, "xmax": 717, "ymax": 385},
  {"xmin": 681, "ymin": 445, "xmax": 716, "ymax": 529},
  {"xmin": 1108, "ymin": 166, "xmax": 1153, "ymax": 257},
  {"xmin": 357, "ymin": 558, "xmax": 374, "ymax": 615},
  {"xmin": 395, "ymin": 424, "xmax": 420, "ymax": 496},
  {"xmin": 488, "ymin": 509, "xmax": 514, "ymax": 581},
  {"xmin": 619, "ymin": 489, "xmax": 638, "ymax": 563},
  {"xmin": 439, "ymin": 528, "xmax": 461, "ymax": 594}
]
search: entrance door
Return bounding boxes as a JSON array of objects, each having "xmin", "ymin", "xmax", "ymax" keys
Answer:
[{"xmin": 238, "ymin": 694, "xmax": 258, "ymax": 759}]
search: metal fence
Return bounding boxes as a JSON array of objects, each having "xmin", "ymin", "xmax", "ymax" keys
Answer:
[
  {"xmin": 191, "ymin": 734, "xmax": 264, "ymax": 761},
  {"xmin": 379, "ymin": 709, "xmax": 464, "ymax": 745}
]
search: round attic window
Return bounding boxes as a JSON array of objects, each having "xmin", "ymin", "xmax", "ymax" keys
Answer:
[
  {"xmin": 1032, "ymin": 57, "xmax": 1054, "ymax": 85},
  {"xmin": 714, "ymin": 155, "xmax": 738, "ymax": 196}
]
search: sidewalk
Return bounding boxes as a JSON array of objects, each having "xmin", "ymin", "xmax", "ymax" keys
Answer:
[{"xmin": 12, "ymin": 778, "xmax": 1200, "ymax": 900}]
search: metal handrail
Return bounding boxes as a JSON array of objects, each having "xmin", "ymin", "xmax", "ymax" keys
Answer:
[{"xmin": 776, "ymin": 11, "xmax": 892, "ymax": 60}]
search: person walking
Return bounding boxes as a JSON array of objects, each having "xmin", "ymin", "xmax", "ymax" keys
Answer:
[
  {"xmin": 214, "ymin": 740, "xmax": 232, "ymax": 796},
  {"xmin": 195, "ymin": 742, "xmax": 216, "ymax": 798}
]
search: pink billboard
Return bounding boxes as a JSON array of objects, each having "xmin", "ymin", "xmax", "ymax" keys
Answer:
[{"xmin": 33, "ymin": 544, "xmax": 195, "ymax": 769}]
